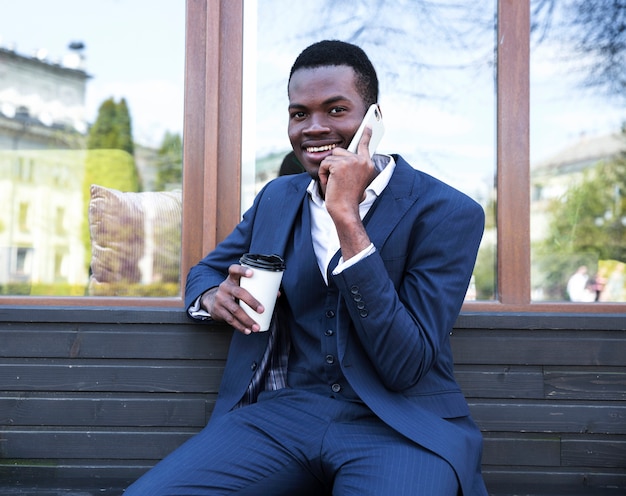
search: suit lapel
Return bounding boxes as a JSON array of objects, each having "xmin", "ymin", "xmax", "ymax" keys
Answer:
[
  {"xmin": 364, "ymin": 156, "xmax": 420, "ymax": 251},
  {"xmin": 249, "ymin": 174, "xmax": 310, "ymax": 257}
]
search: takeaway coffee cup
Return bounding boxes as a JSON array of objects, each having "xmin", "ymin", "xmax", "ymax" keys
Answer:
[{"xmin": 239, "ymin": 253, "xmax": 286, "ymax": 331}]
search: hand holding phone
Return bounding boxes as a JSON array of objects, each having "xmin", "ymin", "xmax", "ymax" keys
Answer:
[{"xmin": 347, "ymin": 103, "xmax": 385, "ymax": 157}]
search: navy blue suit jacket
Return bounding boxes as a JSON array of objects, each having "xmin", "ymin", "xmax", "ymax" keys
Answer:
[{"xmin": 186, "ymin": 155, "xmax": 486, "ymax": 495}]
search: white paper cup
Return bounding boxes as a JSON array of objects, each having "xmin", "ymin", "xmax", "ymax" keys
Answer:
[{"xmin": 239, "ymin": 254, "xmax": 285, "ymax": 331}]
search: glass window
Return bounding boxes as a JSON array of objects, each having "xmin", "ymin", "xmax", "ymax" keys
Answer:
[
  {"xmin": 530, "ymin": 0, "xmax": 626, "ymax": 303},
  {"xmin": 0, "ymin": 0, "xmax": 185, "ymax": 298},
  {"xmin": 242, "ymin": 0, "xmax": 497, "ymax": 300}
]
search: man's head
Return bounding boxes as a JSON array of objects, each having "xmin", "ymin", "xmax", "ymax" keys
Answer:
[
  {"xmin": 287, "ymin": 40, "xmax": 379, "ymax": 180},
  {"xmin": 288, "ymin": 40, "xmax": 379, "ymax": 108}
]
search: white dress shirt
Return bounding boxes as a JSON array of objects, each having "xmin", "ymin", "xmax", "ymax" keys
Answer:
[
  {"xmin": 189, "ymin": 154, "xmax": 396, "ymax": 317},
  {"xmin": 306, "ymin": 154, "xmax": 396, "ymax": 283}
]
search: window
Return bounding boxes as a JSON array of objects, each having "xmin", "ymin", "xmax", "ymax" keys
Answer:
[
  {"xmin": 237, "ymin": 0, "xmax": 625, "ymax": 313},
  {"xmin": 241, "ymin": 0, "xmax": 497, "ymax": 301},
  {"xmin": 0, "ymin": 0, "xmax": 184, "ymax": 302},
  {"xmin": 18, "ymin": 202, "xmax": 29, "ymax": 232},
  {"xmin": 1, "ymin": 0, "xmax": 623, "ymax": 313},
  {"xmin": 529, "ymin": 0, "xmax": 626, "ymax": 304}
]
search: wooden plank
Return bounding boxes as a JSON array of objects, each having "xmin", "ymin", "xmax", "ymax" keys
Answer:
[
  {"xmin": 483, "ymin": 467, "xmax": 626, "ymax": 495},
  {"xmin": 0, "ymin": 485, "xmax": 126, "ymax": 496},
  {"xmin": 469, "ymin": 401, "xmax": 626, "ymax": 434},
  {"xmin": 562, "ymin": 438, "xmax": 626, "ymax": 469},
  {"xmin": 0, "ymin": 429, "xmax": 196, "ymax": 460},
  {"xmin": 1, "ymin": 307, "xmax": 624, "ymax": 329},
  {"xmin": 0, "ymin": 306, "xmax": 194, "ymax": 323},
  {"xmin": 451, "ymin": 329, "xmax": 626, "ymax": 366},
  {"xmin": 544, "ymin": 367, "xmax": 626, "ymax": 401},
  {"xmin": 481, "ymin": 434, "xmax": 561, "ymax": 466},
  {"xmin": 0, "ymin": 325, "xmax": 231, "ymax": 360},
  {"xmin": 0, "ymin": 393, "xmax": 213, "ymax": 427},
  {"xmin": 0, "ymin": 359, "xmax": 224, "ymax": 393},
  {"xmin": 454, "ymin": 365, "xmax": 545, "ymax": 399},
  {"xmin": 455, "ymin": 313, "xmax": 626, "ymax": 332},
  {"xmin": 0, "ymin": 458, "xmax": 149, "ymax": 488}
]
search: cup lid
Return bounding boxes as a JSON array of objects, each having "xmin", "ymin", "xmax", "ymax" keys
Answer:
[{"xmin": 240, "ymin": 253, "xmax": 285, "ymax": 271}]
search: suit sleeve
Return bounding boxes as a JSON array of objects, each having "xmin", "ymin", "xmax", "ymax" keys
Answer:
[
  {"xmin": 333, "ymin": 192, "xmax": 485, "ymax": 392},
  {"xmin": 184, "ymin": 195, "xmax": 260, "ymax": 311}
]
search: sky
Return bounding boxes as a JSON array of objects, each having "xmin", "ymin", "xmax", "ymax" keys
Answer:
[
  {"xmin": 1, "ymin": 0, "xmax": 623, "ymax": 201},
  {"xmin": 0, "ymin": 0, "xmax": 185, "ymax": 147},
  {"xmin": 243, "ymin": 0, "xmax": 623, "ymax": 204}
]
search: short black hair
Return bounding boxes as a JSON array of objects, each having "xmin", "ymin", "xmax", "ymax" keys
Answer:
[{"xmin": 288, "ymin": 40, "xmax": 379, "ymax": 108}]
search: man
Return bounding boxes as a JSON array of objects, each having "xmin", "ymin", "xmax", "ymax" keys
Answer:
[{"xmin": 125, "ymin": 40, "xmax": 487, "ymax": 495}]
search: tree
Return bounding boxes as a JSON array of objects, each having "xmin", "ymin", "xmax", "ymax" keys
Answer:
[
  {"xmin": 532, "ymin": 0, "xmax": 626, "ymax": 101},
  {"xmin": 306, "ymin": 1, "xmax": 625, "ymax": 102},
  {"xmin": 82, "ymin": 97, "xmax": 140, "ymax": 273},
  {"xmin": 154, "ymin": 131, "xmax": 182, "ymax": 191},
  {"xmin": 85, "ymin": 96, "xmax": 139, "ymax": 192},
  {"xmin": 534, "ymin": 129, "xmax": 626, "ymax": 298},
  {"xmin": 115, "ymin": 98, "xmax": 134, "ymax": 156},
  {"xmin": 87, "ymin": 97, "xmax": 135, "ymax": 155}
]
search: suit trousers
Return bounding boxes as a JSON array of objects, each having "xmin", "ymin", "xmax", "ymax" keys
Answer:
[{"xmin": 124, "ymin": 388, "xmax": 460, "ymax": 496}]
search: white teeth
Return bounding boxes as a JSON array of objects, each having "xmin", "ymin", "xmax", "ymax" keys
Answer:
[{"xmin": 306, "ymin": 144, "xmax": 337, "ymax": 153}]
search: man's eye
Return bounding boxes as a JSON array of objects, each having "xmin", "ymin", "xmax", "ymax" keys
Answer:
[
  {"xmin": 291, "ymin": 111, "xmax": 306, "ymax": 119},
  {"xmin": 330, "ymin": 107, "xmax": 346, "ymax": 115}
]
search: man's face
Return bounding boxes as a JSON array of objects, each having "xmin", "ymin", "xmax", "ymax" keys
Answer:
[{"xmin": 287, "ymin": 65, "xmax": 368, "ymax": 180}]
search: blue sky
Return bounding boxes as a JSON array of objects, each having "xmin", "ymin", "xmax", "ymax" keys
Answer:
[
  {"xmin": 242, "ymin": 0, "xmax": 623, "ymax": 203},
  {"xmin": 0, "ymin": 0, "xmax": 185, "ymax": 147},
  {"xmin": 1, "ymin": 0, "xmax": 622, "ymax": 199}
]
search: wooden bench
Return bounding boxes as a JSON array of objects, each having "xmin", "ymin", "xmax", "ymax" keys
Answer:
[{"xmin": 0, "ymin": 308, "xmax": 624, "ymax": 495}]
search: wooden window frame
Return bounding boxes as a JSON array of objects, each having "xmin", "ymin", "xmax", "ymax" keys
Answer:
[{"xmin": 2, "ymin": 0, "xmax": 624, "ymax": 314}]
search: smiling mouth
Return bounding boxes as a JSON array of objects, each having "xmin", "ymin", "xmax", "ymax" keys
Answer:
[{"xmin": 306, "ymin": 143, "xmax": 337, "ymax": 153}]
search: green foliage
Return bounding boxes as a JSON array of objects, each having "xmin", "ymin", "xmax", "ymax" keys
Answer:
[
  {"xmin": 82, "ymin": 97, "xmax": 140, "ymax": 272},
  {"xmin": 81, "ymin": 149, "xmax": 141, "ymax": 269},
  {"xmin": 87, "ymin": 98, "xmax": 118, "ymax": 149},
  {"xmin": 535, "ymin": 135, "xmax": 626, "ymax": 299},
  {"xmin": 87, "ymin": 97, "xmax": 135, "ymax": 155},
  {"xmin": 155, "ymin": 131, "xmax": 183, "ymax": 190},
  {"xmin": 88, "ymin": 282, "xmax": 180, "ymax": 297},
  {"xmin": 545, "ymin": 162, "xmax": 626, "ymax": 259},
  {"xmin": 0, "ymin": 283, "xmax": 87, "ymax": 296},
  {"xmin": 115, "ymin": 98, "xmax": 135, "ymax": 156},
  {"xmin": 84, "ymin": 149, "xmax": 140, "ymax": 193},
  {"xmin": 473, "ymin": 243, "xmax": 496, "ymax": 300}
]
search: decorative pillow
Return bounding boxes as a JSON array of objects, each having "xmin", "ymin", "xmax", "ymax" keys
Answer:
[{"xmin": 88, "ymin": 185, "xmax": 182, "ymax": 296}]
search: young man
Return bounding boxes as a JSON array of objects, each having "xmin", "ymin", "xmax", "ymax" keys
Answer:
[{"xmin": 125, "ymin": 40, "xmax": 487, "ymax": 496}]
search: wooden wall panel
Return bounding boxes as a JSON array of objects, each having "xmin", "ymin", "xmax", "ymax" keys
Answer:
[
  {"xmin": 0, "ymin": 393, "xmax": 211, "ymax": 427},
  {"xmin": 469, "ymin": 401, "xmax": 626, "ymax": 434},
  {"xmin": 0, "ymin": 310, "xmax": 624, "ymax": 494}
]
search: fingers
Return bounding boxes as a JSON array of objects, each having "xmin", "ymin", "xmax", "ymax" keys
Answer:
[
  {"xmin": 356, "ymin": 125, "xmax": 373, "ymax": 159},
  {"xmin": 206, "ymin": 264, "xmax": 264, "ymax": 334}
]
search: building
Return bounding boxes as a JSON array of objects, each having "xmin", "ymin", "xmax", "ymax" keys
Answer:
[
  {"xmin": 531, "ymin": 132, "xmax": 625, "ymax": 242},
  {"xmin": 0, "ymin": 43, "xmax": 90, "ymax": 291}
]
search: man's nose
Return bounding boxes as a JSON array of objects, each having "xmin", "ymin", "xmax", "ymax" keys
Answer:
[{"xmin": 304, "ymin": 115, "xmax": 331, "ymax": 134}]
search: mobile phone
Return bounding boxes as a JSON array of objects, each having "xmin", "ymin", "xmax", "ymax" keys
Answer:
[{"xmin": 347, "ymin": 103, "xmax": 385, "ymax": 157}]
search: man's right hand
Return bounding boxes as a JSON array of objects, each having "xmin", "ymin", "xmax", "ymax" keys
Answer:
[{"xmin": 200, "ymin": 264, "xmax": 264, "ymax": 334}]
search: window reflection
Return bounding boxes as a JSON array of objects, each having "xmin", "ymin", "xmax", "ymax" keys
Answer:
[
  {"xmin": 242, "ymin": 0, "xmax": 497, "ymax": 300},
  {"xmin": 530, "ymin": 0, "xmax": 626, "ymax": 302},
  {"xmin": 0, "ymin": 0, "xmax": 184, "ymax": 297}
]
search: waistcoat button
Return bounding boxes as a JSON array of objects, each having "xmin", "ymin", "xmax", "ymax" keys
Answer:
[
  {"xmin": 331, "ymin": 383, "xmax": 342, "ymax": 393},
  {"xmin": 324, "ymin": 329, "xmax": 334, "ymax": 336},
  {"xmin": 325, "ymin": 354, "xmax": 335, "ymax": 364},
  {"xmin": 325, "ymin": 310, "xmax": 335, "ymax": 318}
]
